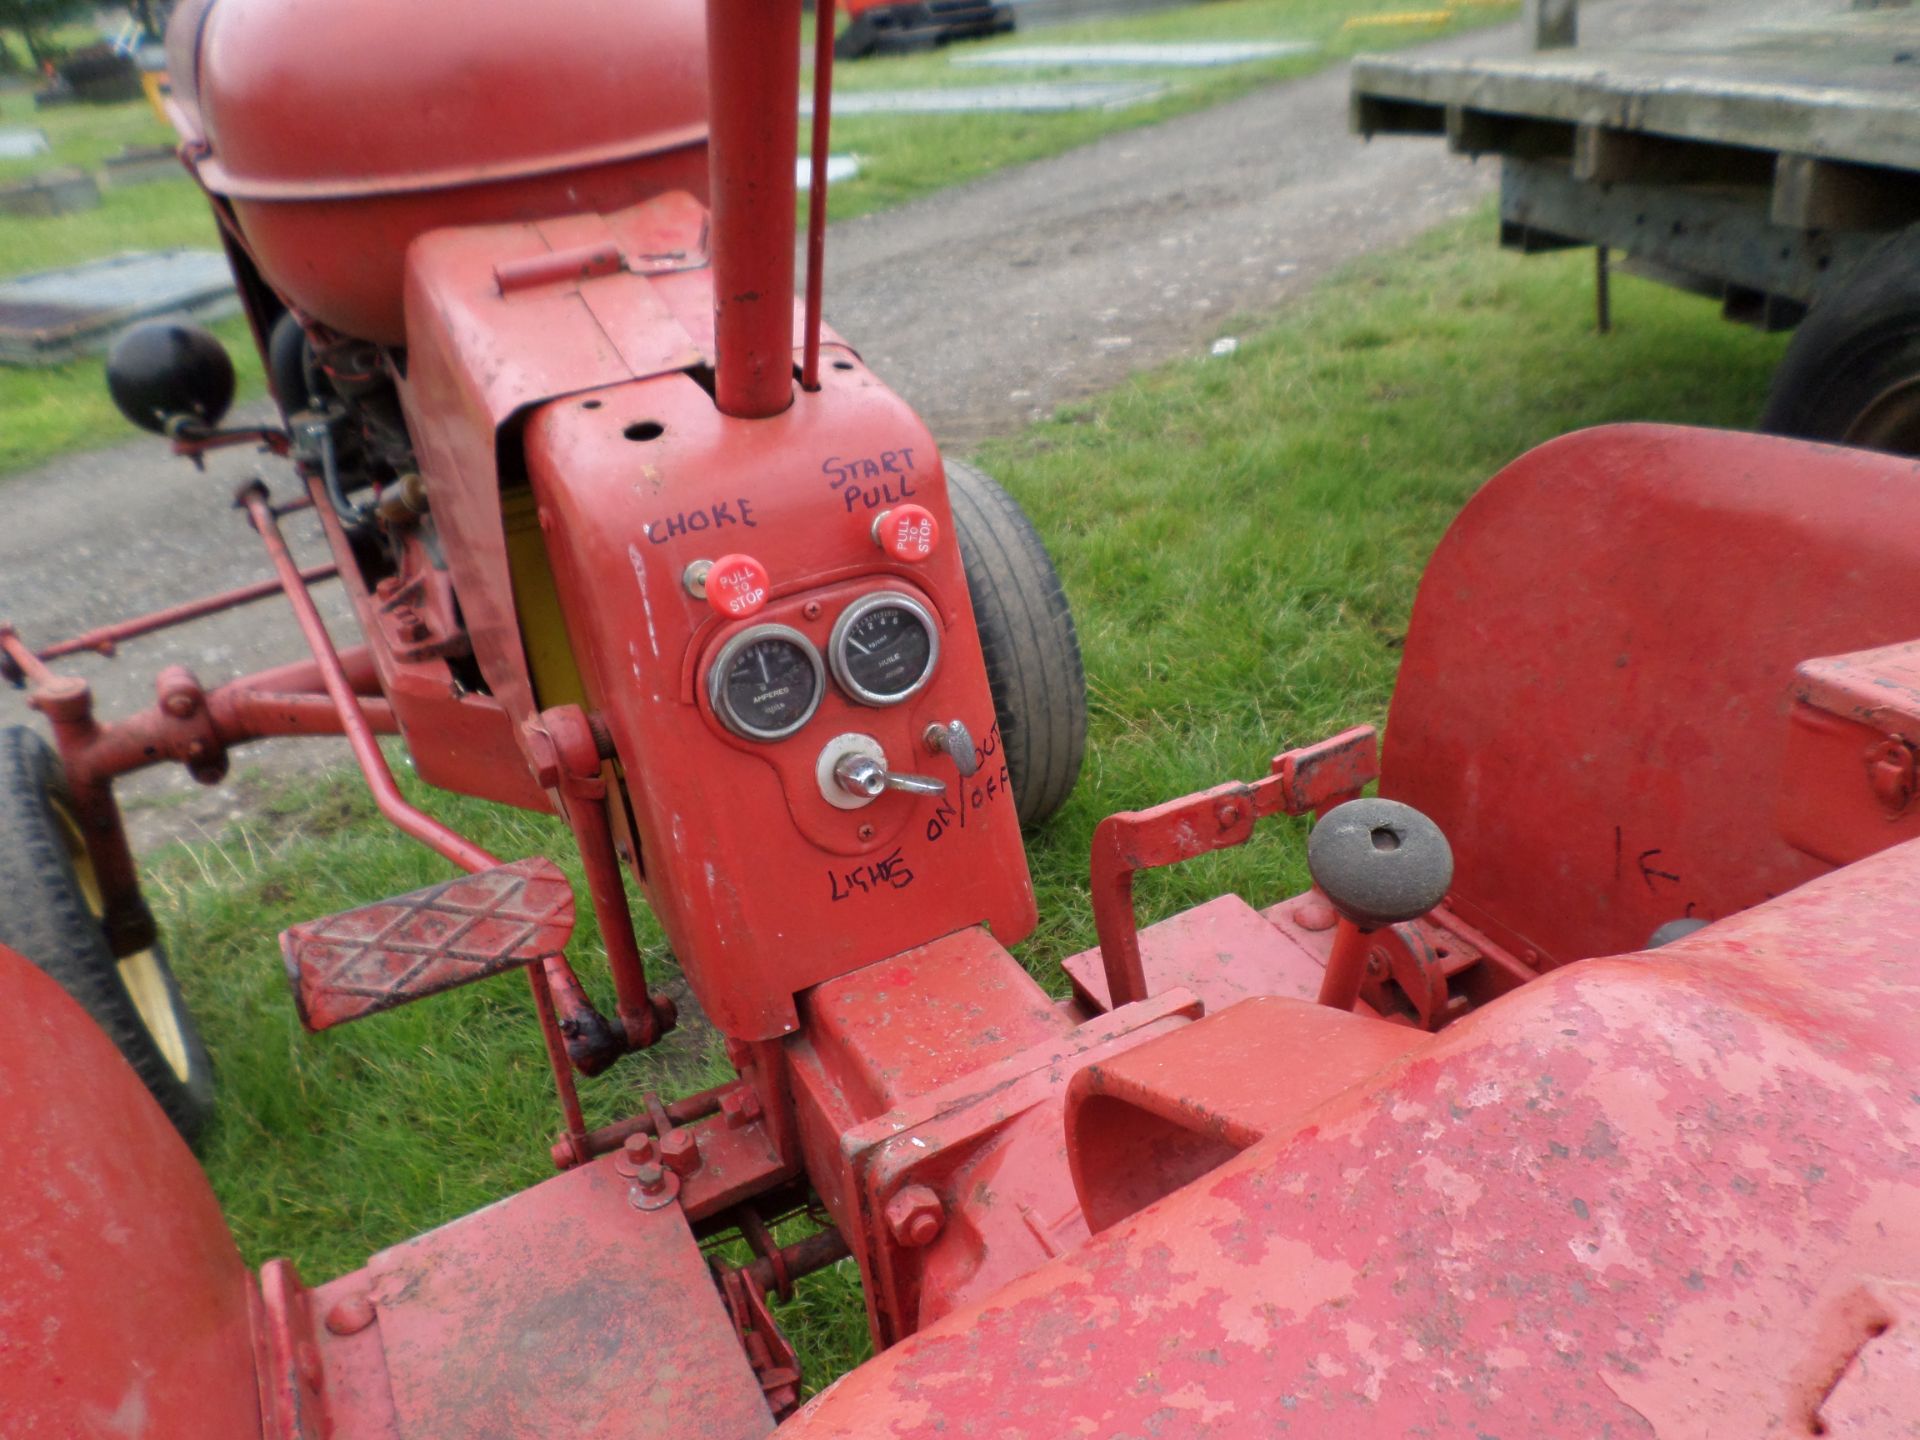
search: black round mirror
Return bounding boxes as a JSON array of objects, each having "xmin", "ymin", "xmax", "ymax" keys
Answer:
[{"xmin": 105, "ymin": 321, "xmax": 236, "ymax": 434}]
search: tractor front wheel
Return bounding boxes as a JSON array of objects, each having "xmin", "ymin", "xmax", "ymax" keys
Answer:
[
  {"xmin": 0, "ymin": 726, "xmax": 214, "ymax": 1142},
  {"xmin": 946, "ymin": 460, "xmax": 1087, "ymax": 828},
  {"xmin": 1763, "ymin": 226, "xmax": 1920, "ymax": 456}
]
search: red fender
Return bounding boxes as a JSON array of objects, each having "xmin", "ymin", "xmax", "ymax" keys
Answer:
[{"xmin": 0, "ymin": 944, "xmax": 259, "ymax": 1438}]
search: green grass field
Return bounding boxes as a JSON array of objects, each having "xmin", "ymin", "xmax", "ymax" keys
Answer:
[
  {"xmin": 131, "ymin": 213, "xmax": 1787, "ymax": 1393},
  {"xmin": 0, "ymin": 0, "xmax": 1512, "ymax": 476}
]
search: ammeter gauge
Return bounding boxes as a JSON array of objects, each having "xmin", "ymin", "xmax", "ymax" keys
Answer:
[{"xmin": 708, "ymin": 625, "xmax": 824, "ymax": 741}]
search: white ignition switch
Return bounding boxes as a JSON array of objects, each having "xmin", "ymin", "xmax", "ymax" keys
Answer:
[{"xmin": 816, "ymin": 733, "xmax": 946, "ymax": 809}]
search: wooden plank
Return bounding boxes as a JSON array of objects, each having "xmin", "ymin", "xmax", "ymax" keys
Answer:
[
  {"xmin": 1772, "ymin": 153, "xmax": 1920, "ymax": 230},
  {"xmin": 1572, "ymin": 125, "xmax": 1774, "ymax": 187},
  {"xmin": 1448, "ymin": 106, "xmax": 1574, "ymax": 160},
  {"xmin": 1497, "ymin": 156, "xmax": 1880, "ymax": 306},
  {"xmin": 1526, "ymin": 0, "xmax": 1577, "ymax": 51},
  {"xmin": 1349, "ymin": 92, "xmax": 1446, "ymax": 139},
  {"xmin": 1349, "ymin": 8, "xmax": 1920, "ymax": 173}
]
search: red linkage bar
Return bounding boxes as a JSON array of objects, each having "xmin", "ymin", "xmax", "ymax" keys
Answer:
[
  {"xmin": 1090, "ymin": 727, "xmax": 1378, "ymax": 1007},
  {"xmin": 800, "ymin": 0, "xmax": 837, "ymax": 392},
  {"xmin": 30, "ymin": 564, "xmax": 338, "ymax": 662},
  {"xmin": 239, "ymin": 483, "xmax": 591, "ymax": 1156},
  {"xmin": 242, "ymin": 484, "xmax": 491, "ymax": 874}
]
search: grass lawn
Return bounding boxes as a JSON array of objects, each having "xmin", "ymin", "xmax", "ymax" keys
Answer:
[
  {"xmin": 135, "ymin": 212, "xmax": 1787, "ymax": 1392},
  {"xmin": 0, "ymin": 0, "xmax": 1512, "ymax": 477}
]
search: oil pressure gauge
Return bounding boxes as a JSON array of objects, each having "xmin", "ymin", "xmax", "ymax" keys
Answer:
[
  {"xmin": 831, "ymin": 591, "xmax": 940, "ymax": 706},
  {"xmin": 708, "ymin": 624, "xmax": 824, "ymax": 741}
]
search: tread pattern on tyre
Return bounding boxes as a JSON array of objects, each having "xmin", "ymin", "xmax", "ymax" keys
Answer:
[
  {"xmin": 945, "ymin": 460, "xmax": 1087, "ymax": 828},
  {"xmin": 0, "ymin": 726, "xmax": 214, "ymax": 1142},
  {"xmin": 1762, "ymin": 226, "xmax": 1920, "ymax": 451}
]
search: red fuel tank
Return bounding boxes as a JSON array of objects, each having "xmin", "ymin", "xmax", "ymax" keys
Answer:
[{"xmin": 165, "ymin": 0, "xmax": 710, "ymax": 345}]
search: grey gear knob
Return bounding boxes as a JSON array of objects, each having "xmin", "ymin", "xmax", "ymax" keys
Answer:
[{"xmin": 1306, "ymin": 797, "xmax": 1453, "ymax": 930}]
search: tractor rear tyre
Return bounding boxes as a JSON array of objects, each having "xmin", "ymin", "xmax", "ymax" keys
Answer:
[
  {"xmin": 0, "ymin": 726, "xmax": 213, "ymax": 1142},
  {"xmin": 1762, "ymin": 227, "xmax": 1920, "ymax": 456},
  {"xmin": 945, "ymin": 460, "xmax": 1086, "ymax": 828}
]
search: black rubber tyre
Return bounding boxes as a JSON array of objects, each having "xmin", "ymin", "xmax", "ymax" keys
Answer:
[
  {"xmin": 1762, "ymin": 226, "xmax": 1920, "ymax": 455},
  {"xmin": 0, "ymin": 726, "xmax": 214, "ymax": 1142},
  {"xmin": 945, "ymin": 460, "xmax": 1087, "ymax": 828}
]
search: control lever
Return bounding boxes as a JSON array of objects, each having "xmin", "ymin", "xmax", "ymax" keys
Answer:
[
  {"xmin": 1306, "ymin": 797, "xmax": 1453, "ymax": 1014},
  {"xmin": 833, "ymin": 753, "xmax": 946, "ymax": 800},
  {"xmin": 924, "ymin": 719, "xmax": 980, "ymax": 777}
]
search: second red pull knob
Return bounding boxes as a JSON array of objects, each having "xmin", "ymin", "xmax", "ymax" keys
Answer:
[{"xmin": 873, "ymin": 504, "xmax": 938, "ymax": 562}]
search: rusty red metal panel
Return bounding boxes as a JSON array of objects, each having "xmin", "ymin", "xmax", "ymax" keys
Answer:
[
  {"xmin": 1064, "ymin": 892, "xmax": 1329, "ymax": 1013},
  {"xmin": 1384, "ymin": 424, "xmax": 1920, "ymax": 970},
  {"xmin": 1779, "ymin": 640, "xmax": 1920, "ymax": 866},
  {"xmin": 170, "ymin": 0, "xmax": 711, "ymax": 344},
  {"xmin": 0, "ymin": 945, "xmax": 262, "ymax": 1439},
  {"xmin": 781, "ymin": 835, "xmax": 1920, "ymax": 1437},
  {"xmin": 794, "ymin": 952, "xmax": 1198, "ymax": 1351},
  {"xmin": 307, "ymin": 1154, "xmax": 773, "ymax": 1439},
  {"xmin": 799, "ymin": 928, "xmax": 1071, "ymax": 1115},
  {"xmin": 1066, "ymin": 995, "xmax": 1423, "ymax": 1232},
  {"xmin": 281, "ymin": 857, "xmax": 575, "ymax": 1030},
  {"xmin": 524, "ymin": 374, "xmax": 1037, "ymax": 1042},
  {"xmin": 396, "ymin": 192, "xmax": 714, "ymax": 774}
]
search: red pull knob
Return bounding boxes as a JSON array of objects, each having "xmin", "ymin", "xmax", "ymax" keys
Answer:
[
  {"xmin": 873, "ymin": 504, "xmax": 939, "ymax": 563},
  {"xmin": 705, "ymin": 553, "xmax": 770, "ymax": 620}
]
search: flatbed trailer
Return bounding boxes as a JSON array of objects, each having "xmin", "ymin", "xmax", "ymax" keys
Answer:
[{"xmin": 1349, "ymin": 1, "xmax": 1920, "ymax": 451}]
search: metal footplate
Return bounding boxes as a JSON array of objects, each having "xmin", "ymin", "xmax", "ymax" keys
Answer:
[{"xmin": 281, "ymin": 858, "xmax": 575, "ymax": 1031}]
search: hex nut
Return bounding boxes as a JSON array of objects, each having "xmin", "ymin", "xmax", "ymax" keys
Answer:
[
  {"xmin": 659, "ymin": 1128, "xmax": 701, "ymax": 1177},
  {"xmin": 884, "ymin": 1184, "xmax": 944, "ymax": 1248},
  {"xmin": 721, "ymin": 1087, "xmax": 764, "ymax": 1129},
  {"xmin": 615, "ymin": 1131, "xmax": 657, "ymax": 1177}
]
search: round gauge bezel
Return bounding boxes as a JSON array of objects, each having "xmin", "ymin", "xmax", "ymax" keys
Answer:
[
  {"xmin": 829, "ymin": 590, "xmax": 941, "ymax": 707},
  {"xmin": 707, "ymin": 623, "xmax": 826, "ymax": 742}
]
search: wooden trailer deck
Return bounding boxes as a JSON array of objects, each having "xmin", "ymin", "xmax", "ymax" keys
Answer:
[{"xmin": 1349, "ymin": 4, "xmax": 1920, "ymax": 329}]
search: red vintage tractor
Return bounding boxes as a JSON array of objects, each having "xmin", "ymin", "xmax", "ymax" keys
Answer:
[{"xmin": 5, "ymin": 0, "xmax": 1920, "ymax": 1433}]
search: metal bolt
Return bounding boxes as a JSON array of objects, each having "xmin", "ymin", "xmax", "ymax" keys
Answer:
[
  {"xmin": 628, "ymin": 1160, "xmax": 681, "ymax": 1211},
  {"xmin": 615, "ymin": 1131, "xmax": 657, "ymax": 1177},
  {"xmin": 720, "ymin": 1087, "xmax": 763, "ymax": 1129},
  {"xmin": 659, "ymin": 1128, "xmax": 701, "ymax": 1177},
  {"xmin": 1216, "ymin": 799, "xmax": 1242, "ymax": 827},
  {"xmin": 884, "ymin": 1184, "xmax": 944, "ymax": 1248},
  {"xmin": 1866, "ymin": 739, "xmax": 1917, "ymax": 813},
  {"xmin": 857, "ymin": 823, "xmax": 876, "ymax": 843},
  {"xmin": 1291, "ymin": 896, "xmax": 1337, "ymax": 932},
  {"xmin": 161, "ymin": 690, "xmax": 197, "ymax": 719},
  {"xmin": 324, "ymin": 1293, "xmax": 377, "ymax": 1336},
  {"xmin": 1365, "ymin": 950, "xmax": 1389, "ymax": 979},
  {"xmin": 802, "ymin": 600, "xmax": 823, "ymax": 620}
]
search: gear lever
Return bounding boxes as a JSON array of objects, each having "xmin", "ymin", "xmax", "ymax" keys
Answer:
[{"xmin": 1307, "ymin": 797, "xmax": 1454, "ymax": 1013}]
